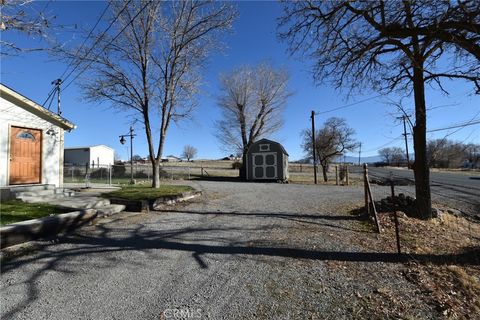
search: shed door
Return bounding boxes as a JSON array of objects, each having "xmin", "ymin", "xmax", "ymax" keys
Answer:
[
  {"xmin": 252, "ymin": 152, "xmax": 277, "ymax": 179},
  {"xmin": 9, "ymin": 126, "xmax": 42, "ymax": 184}
]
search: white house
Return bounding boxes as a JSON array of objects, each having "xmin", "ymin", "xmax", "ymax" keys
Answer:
[
  {"xmin": 64, "ymin": 145, "xmax": 114, "ymax": 167},
  {"xmin": 0, "ymin": 84, "xmax": 75, "ymax": 187}
]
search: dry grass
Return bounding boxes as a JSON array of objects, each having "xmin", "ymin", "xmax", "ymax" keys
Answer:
[{"xmin": 351, "ymin": 207, "xmax": 480, "ymax": 318}]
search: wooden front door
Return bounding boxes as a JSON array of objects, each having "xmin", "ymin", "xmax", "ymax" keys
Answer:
[{"xmin": 9, "ymin": 126, "xmax": 42, "ymax": 184}]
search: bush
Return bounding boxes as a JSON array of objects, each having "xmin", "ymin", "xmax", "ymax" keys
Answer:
[
  {"xmin": 232, "ymin": 161, "xmax": 242, "ymax": 169},
  {"xmin": 134, "ymin": 170, "xmax": 149, "ymax": 179},
  {"xmin": 112, "ymin": 163, "xmax": 126, "ymax": 178},
  {"xmin": 90, "ymin": 168, "xmax": 109, "ymax": 179}
]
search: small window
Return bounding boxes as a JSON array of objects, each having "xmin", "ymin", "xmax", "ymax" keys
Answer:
[
  {"xmin": 16, "ymin": 131, "xmax": 35, "ymax": 141},
  {"xmin": 259, "ymin": 144, "xmax": 270, "ymax": 151}
]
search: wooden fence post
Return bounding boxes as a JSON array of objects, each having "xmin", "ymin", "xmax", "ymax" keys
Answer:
[
  {"xmin": 346, "ymin": 164, "xmax": 349, "ymax": 186},
  {"xmin": 390, "ymin": 175, "xmax": 401, "ymax": 253},
  {"xmin": 335, "ymin": 165, "xmax": 339, "ymax": 185},
  {"xmin": 365, "ymin": 177, "xmax": 381, "ymax": 233},
  {"xmin": 363, "ymin": 164, "xmax": 370, "ymax": 215}
]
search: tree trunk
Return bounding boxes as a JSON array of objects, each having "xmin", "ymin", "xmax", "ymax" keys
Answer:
[
  {"xmin": 321, "ymin": 163, "xmax": 328, "ymax": 182},
  {"xmin": 240, "ymin": 150, "xmax": 247, "ymax": 180},
  {"xmin": 412, "ymin": 64, "xmax": 432, "ymax": 219},
  {"xmin": 152, "ymin": 160, "xmax": 161, "ymax": 188}
]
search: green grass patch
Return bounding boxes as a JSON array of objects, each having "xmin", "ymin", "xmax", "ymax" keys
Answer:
[
  {"xmin": 0, "ymin": 200, "xmax": 72, "ymax": 226},
  {"xmin": 101, "ymin": 185, "xmax": 194, "ymax": 201}
]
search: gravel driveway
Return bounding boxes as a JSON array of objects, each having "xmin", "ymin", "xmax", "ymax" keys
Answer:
[{"xmin": 1, "ymin": 181, "xmax": 441, "ymax": 319}]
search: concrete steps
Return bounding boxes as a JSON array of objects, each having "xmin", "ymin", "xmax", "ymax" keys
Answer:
[{"xmin": 7, "ymin": 185, "xmax": 125, "ymax": 217}]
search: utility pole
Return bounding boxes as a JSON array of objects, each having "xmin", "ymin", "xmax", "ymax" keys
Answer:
[
  {"xmin": 397, "ymin": 115, "xmax": 410, "ymax": 169},
  {"xmin": 311, "ymin": 110, "xmax": 317, "ymax": 184},
  {"xmin": 358, "ymin": 142, "xmax": 362, "ymax": 165},
  {"xmin": 51, "ymin": 79, "xmax": 62, "ymax": 115}
]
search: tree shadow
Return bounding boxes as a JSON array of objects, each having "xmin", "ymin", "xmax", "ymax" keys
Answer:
[
  {"xmin": 190, "ymin": 175, "xmax": 244, "ymax": 182},
  {"xmin": 2, "ymin": 218, "xmax": 479, "ymax": 319}
]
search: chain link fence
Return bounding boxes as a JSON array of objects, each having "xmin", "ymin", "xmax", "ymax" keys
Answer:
[{"xmin": 64, "ymin": 163, "xmax": 240, "ymax": 186}]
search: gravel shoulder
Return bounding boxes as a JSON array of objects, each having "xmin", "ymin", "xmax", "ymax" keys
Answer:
[{"xmin": 0, "ymin": 181, "xmax": 474, "ymax": 319}]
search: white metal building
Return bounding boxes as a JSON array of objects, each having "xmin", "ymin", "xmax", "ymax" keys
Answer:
[
  {"xmin": 64, "ymin": 145, "xmax": 114, "ymax": 167},
  {"xmin": 0, "ymin": 84, "xmax": 75, "ymax": 187}
]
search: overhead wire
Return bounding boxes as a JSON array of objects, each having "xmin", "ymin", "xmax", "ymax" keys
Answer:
[
  {"xmin": 62, "ymin": 0, "xmax": 151, "ymax": 92},
  {"xmin": 58, "ymin": 1, "xmax": 112, "ymax": 81},
  {"xmin": 61, "ymin": 0, "xmax": 133, "ymax": 88},
  {"xmin": 314, "ymin": 94, "xmax": 384, "ymax": 115}
]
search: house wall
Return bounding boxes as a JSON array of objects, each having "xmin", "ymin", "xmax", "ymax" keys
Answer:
[
  {"xmin": 89, "ymin": 146, "xmax": 114, "ymax": 166},
  {"xmin": 64, "ymin": 146, "xmax": 114, "ymax": 167},
  {"xmin": 0, "ymin": 96, "xmax": 64, "ymax": 187}
]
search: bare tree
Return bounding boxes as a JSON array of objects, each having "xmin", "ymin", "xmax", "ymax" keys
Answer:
[
  {"xmin": 379, "ymin": 147, "xmax": 406, "ymax": 166},
  {"xmin": 72, "ymin": 0, "xmax": 236, "ymax": 187},
  {"xmin": 427, "ymin": 139, "xmax": 471, "ymax": 168},
  {"xmin": 279, "ymin": 1, "xmax": 480, "ymax": 219},
  {"xmin": 379, "ymin": 148, "xmax": 393, "ymax": 165},
  {"xmin": 1, "ymin": 0, "xmax": 55, "ymax": 56},
  {"xmin": 182, "ymin": 145, "xmax": 197, "ymax": 162},
  {"xmin": 302, "ymin": 117, "xmax": 358, "ymax": 182},
  {"xmin": 215, "ymin": 63, "xmax": 291, "ymax": 178}
]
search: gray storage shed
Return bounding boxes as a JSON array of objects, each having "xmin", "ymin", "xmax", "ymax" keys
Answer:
[{"xmin": 246, "ymin": 139, "xmax": 289, "ymax": 182}]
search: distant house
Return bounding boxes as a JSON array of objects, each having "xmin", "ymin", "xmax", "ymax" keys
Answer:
[
  {"xmin": 162, "ymin": 155, "xmax": 182, "ymax": 162},
  {"xmin": 0, "ymin": 84, "xmax": 75, "ymax": 187},
  {"xmin": 246, "ymin": 139, "xmax": 289, "ymax": 182},
  {"xmin": 64, "ymin": 145, "xmax": 114, "ymax": 167}
]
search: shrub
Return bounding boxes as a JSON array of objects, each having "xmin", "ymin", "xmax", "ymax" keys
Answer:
[
  {"xmin": 232, "ymin": 161, "xmax": 242, "ymax": 169},
  {"xmin": 112, "ymin": 163, "xmax": 126, "ymax": 178},
  {"xmin": 90, "ymin": 168, "xmax": 109, "ymax": 179}
]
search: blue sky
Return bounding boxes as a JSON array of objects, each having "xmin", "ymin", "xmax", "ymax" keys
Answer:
[{"xmin": 2, "ymin": 1, "xmax": 479, "ymax": 161}]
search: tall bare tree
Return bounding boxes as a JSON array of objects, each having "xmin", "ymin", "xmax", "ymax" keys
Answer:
[
  {"xmin": 74, "ymin": 0, "xmax": 236, "ymax": 187},
  {"xmin": 302, "ymin": 117, "xmax": 358, "ymax": 182},
  {"xmin": 279, "ymin": 1, "xmax": 480, "ymax": 218},
  {"xmin": 215, "ymin": 63, "xmax": 291, "ymax": 178}
]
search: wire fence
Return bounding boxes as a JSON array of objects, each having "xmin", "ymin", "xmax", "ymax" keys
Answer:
[{"xmin": 63, "ymin": 163, "xmax": 240, "ymax": 186}]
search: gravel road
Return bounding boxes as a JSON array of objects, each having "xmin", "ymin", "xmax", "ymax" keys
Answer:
[{"xmin": 1, "ymin": 181, "xmax": 441, "ymax": 319}]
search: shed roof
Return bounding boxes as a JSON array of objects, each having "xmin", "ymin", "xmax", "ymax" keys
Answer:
[
  {"xmin": 0, "ymin": 83, "xmax": 75, "ymax": 131},
  {"xmin": 249, "ymin": 138, "xmax": 289, "ymax": 156}
]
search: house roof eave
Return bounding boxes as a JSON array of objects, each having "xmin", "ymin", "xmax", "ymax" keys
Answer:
[{"xmin": 0, "ymin": 83, "xmax": 76, "ymax": 131}]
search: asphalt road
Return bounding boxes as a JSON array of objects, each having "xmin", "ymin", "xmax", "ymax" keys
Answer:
[
  {"xmin": 360, "ymin": 166, "xmax": 480, "ymax": 216},
  {"xmin": 1, "ymin": 181, "xmax": 441, "ymax": 320}
]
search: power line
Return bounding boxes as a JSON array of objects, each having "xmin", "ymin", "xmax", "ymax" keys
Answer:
[
  {"xmin": 315, "ymin": 94, "xmax": 384, "ymax": 115},
  {"xmin": 427, "ymin": 119, "xmax": 480, "ymax": 133},
  {"xmin": 61, "ymin": 0, "xmax": 132, "ymax": 87},
  {"xmin": 63, "ymin": 0, "xmax": 150, "ymax": 92},
  {"xmin": 41, "ymin": 86, "xmax": 57, "ymax": 107},
  {"xmin": 59, "ymin": 2, "xmax": 111, "ymax": 81}
]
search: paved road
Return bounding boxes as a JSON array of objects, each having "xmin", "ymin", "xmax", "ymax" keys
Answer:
[
  {"xmin": 1, "ymin": 181, "xmax": 440, "ymax": 319},
  {"xmin": 356, "ymin": 166, "xmax": 480, "ymax": 216}
]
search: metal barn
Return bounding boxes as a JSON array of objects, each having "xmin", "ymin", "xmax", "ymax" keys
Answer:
[{"xmin": 246, "ymin": 139, "xmax": 289, "ymax": 182}]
